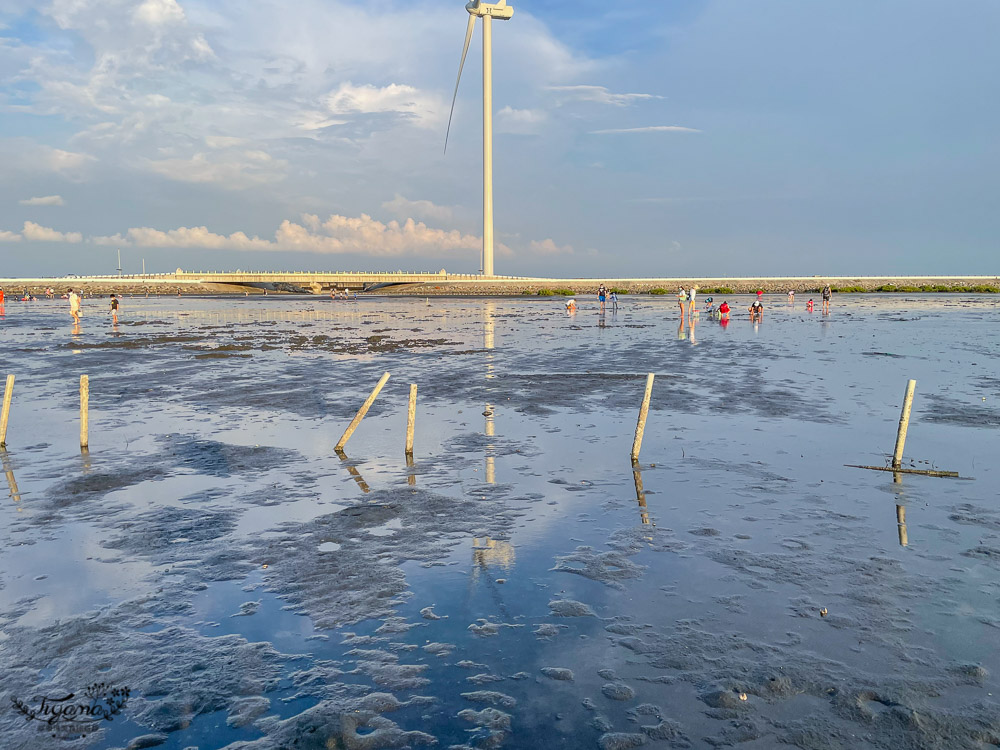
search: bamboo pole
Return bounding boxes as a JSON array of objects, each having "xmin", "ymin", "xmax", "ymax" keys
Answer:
[
  {"xmin": 80, "ymin": 375, "xmax": 89, "ymax": 449},
  {"xmin": 335, "ymin": 372, "xmax": 390, "ymax": 451},
  {"xmin": 896, "ymin": 505, "xmax": 908, "ymax": 547},
  {"xmin": 845, "ymin": 464, "xmax": 960, "ymax": 478},
  {"xmin": 891, "ymin": 380, "xmax": 917, "ymax": 469},
  {"xmin": 405, "ymin": 384, "xmax": 417, "ymax": 456},
  {"xmin": 630, "ymin": 373, "xmax": 655, "ymax": 463},
  {"xmin": 0, "ymin": 374, "xmax": 13, "ymax": 448}
]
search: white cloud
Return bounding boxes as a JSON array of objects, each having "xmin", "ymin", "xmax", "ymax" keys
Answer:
[
  {"xmin": 93, "ymin": 212, "xmax": 482, "ymax": 256},
  {"xmin": 528, "ymin": 238, "xmax": 574, "ymax": 255},
  {"xmin": 496, "ymin": 106, "xmax": 548, "ymax": 134},
  {"xmin": 21, "ymin": 221, "xmax": 82, "ymax": 243},
  {"xmin": 381, "ymin": 194, "xmax": 454, "ymax": 222},
  {"xmin": 326, "ymin": 82, "xmax": 442, "ymax": 129},
  {"xmin": 19, "ymin": 195, "xmax": 66, "ymax": 206},
  {"xmin": 548, "ymin": 85, "xmax": 662, "ymax": 106},
  {"xmin": 590, "ymin": 125, "xmax": 701, "ymax": 134},
  {"xmin": 0, "ymin": 230, "xmax": 23, "ymax": 242},
  {"xmin": 144, "ymin": 151, "xmax": 288, "ymax": 188}
]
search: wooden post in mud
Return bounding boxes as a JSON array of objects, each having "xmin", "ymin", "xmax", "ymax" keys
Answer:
[
  {"xmin": 630, "ymin": 373, "xmax": 655, "ymax": 464},
  {"xmin": 335, "ymin": 372, "xmax": 390, "ymax": 451},
  {"xmin": 405, "ymin": 384, "xmax": 417, "ymax": 457},
  {"xmin": 0, "ymin": 374, "xmax": 14, "ymax": 448},
  {"xmin": 891, "ymin": 380, "xmax": 917, "ymax": 469},
  {"xmin": 80, "ymin": 375, "xmax": 89, "ymax": 449}
]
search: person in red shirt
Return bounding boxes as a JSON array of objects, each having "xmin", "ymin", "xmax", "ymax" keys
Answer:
[
  {"xmin": 718, "ymin": 301, "xmax": 731, "ymax": 319},
  {"xmin": 0, "ymin": 287, "xmax": 5, "ymax": 304}
]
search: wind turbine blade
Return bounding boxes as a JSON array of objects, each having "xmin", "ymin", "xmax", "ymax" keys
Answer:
[{"xmin": 445, "ymin": 14, "xmax": 476, "ymax": 154}]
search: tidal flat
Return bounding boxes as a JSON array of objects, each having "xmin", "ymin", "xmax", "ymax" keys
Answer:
[{"xmin": 0, "ymin": 294, "xmax": 998, "ymax": 749}]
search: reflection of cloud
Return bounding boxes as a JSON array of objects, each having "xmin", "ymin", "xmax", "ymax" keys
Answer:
[
  {"xmin": 590, "ymin": 125, "xmax": 701, "ymax": 135},
  {"xmin": 548, "ymin": 85, "xmax": 662, "ymax": 106},
  {"xmin": 473, "ymin": 538, "xmax": 516, "ymax": 571},
  {"xmin": 19, "ymin": 195, "xmax": 65, "ymax": 206}
]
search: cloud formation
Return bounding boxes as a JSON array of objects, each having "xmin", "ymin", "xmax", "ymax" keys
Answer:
[
  {"xmin": 381, "ymin": 195, "xmax": 454, "ymax": 222},
  {"xmin": 589, "ymin": 125, "xmax": 701, "ymax": 134},
  {"xmin": 326, "ymin": 82, "xmax": 442, "ymax": 129},
  {"xmin": 21, "ymin": 222, "xmax": 83, "ymax": 243},
  {"xmin": 548, "ymin": 85, "xmax": 663, "ymax": 106},
  {"xmin": 529, "ymin": 238, "xmax": 574, "ymax": 255},
  {"xmin": 92, "ymin": 213, "xmax": 482, "ymax": 256},
  {"xmin": 19, "ymin": 195, "xmax": 66, "ymax": 206}
]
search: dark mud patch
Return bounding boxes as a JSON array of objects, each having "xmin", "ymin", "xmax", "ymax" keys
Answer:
[{"xmin": 923, "ymin": 395, "xmax": 1000, "ymax": 428}]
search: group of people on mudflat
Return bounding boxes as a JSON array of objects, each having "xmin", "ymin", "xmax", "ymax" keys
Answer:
[
  {"xmin": 676, "ymin": 284, "xmax": 832, "ymax": 322},
  {"xmin": 63, "ymin": 288, "xmax": 120, "ymax": 327}
]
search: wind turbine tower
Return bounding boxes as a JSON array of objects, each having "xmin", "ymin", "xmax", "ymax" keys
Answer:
[{"xmin": 445, "ymin": 0, "xmax": 514, "ymax": 278}]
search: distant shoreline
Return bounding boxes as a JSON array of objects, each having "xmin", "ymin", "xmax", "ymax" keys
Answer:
[{"xmin": 0, "ymin": 275, "xmax": 997, "ymax": 297}]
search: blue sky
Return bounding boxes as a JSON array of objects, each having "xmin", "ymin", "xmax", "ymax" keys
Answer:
[{"xmin": 0, "ymin": 0, "xmax": 997, "ymax": 277}]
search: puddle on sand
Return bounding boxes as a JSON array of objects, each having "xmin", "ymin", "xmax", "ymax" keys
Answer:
[{"xmin": 0, "ymin": 295, "xmax": 998, "ymax": 749}]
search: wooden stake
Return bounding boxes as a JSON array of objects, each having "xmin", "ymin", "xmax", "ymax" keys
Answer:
[
  {"xmin": 80, "ymin": 375, "xmax": 89, "ymax": 449},
  {"xmin": 891, "ymin": 379, "xmax": 917, "ymax": 469},
  {"xmin": 630, "ymin": 373, "xmax": 655, "ymax": 463},
  {"xmin": 0, "ymin": 374, "xmax": 13, "ymax": 448},
  {"xmin": 335, "ymin": 372, "xmax": 390, "ymax": 451},
  {"xmin": 845, "ymin": 464, "xmax": 960, "ymax": 478},
  {"xmin": 405, "ymin": 384, "xmax": 417, "ymax": 456}
]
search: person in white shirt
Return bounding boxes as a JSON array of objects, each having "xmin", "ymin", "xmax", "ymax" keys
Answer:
[{"xmin": 68, "ymin": 288, "xmax": 82, "ymax": 324}]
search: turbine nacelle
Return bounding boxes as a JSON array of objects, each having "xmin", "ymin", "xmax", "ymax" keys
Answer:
[{"xmin": 466, "ymin": 0, "xmax": 513, "ymax": 20}]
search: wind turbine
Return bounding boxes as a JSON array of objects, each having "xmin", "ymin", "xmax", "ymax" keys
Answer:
[{"xmin": 445, "ymin": 0, "xmax": 514, "ymax": 278}]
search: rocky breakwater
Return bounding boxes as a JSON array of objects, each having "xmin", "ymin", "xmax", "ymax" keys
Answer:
[{"xmin": 385, "ymin": 276, "xmax": 1000, "ymax": 297}]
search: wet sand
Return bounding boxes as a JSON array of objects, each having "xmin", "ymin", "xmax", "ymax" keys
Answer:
[{"xmin": 0, "ymin": 294, "xmax": 998, "ymax": 749}]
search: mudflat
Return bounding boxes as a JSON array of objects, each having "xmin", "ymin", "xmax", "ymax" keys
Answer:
[{"xmin": 0, "ymin": 293, "xmax": 997, "ymax": 749}]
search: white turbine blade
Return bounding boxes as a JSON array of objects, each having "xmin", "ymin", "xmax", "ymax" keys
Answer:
[{"xmin": 444, "ymin": 14, "xmax": 476, "ymax": 155}]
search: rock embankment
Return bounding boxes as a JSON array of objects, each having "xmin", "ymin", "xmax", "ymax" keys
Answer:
[{"xmin": 383, "ymin": 276, "xmax": 1000, "ymax": 296}]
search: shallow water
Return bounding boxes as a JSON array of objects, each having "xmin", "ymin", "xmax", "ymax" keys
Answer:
[{"xmin": 0, "ymin": 294, "xmax": 998, "ymax": 749}]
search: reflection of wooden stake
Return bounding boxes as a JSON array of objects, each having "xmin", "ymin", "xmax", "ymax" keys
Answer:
[
  {"xmin": 80, "ymin": 375, "xmax": 90, "ymax": 449},
  {"xmin": 406, "ymin": 453, "xmax": 416, "ymax": 487},
  {"xmin": 0, "ymin": 374, "xmax": 13, "ymax": 448},
  {"xmin": 2, "ymin": 451, "xmax": 21, "ymax": 503},
  {"xmin": 335, "ymin": 448, "xmax": 370, "ymax": 494},
  {"xmin": 892, "ymin": 380, "xmax": 916, "ymax": 469},
  {"xmin": 405, "ymin": 384, "xmax": 417, "ymax": 456},
  {"xmin": 630, "ymin": 373, "xmax": 655, "ymax": 463},
  {"xmin": 632, "ymin": 463, "xmax": 651, "ymax": 525},
  {"xmin": 335, "ymin": 372, "xmax": 390, "ymax": 451},
  {"xmin": 896, "ymin": 505, "xmax": 908, "ymax": 547}
]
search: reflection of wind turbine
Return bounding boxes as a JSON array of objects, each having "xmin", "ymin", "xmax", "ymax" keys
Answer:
[
  {"xmin": 445, "ymin": 0, "xmax": 515, "ymax": 278},
  {"xmin": 484, "ymin": 301, "xmax": 496, "ymax": 483}
]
